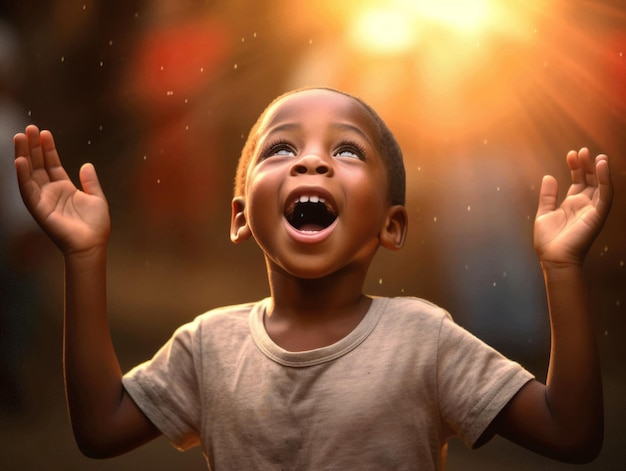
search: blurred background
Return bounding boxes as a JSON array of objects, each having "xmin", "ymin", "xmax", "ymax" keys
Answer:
[{"xmin": 0, "ymin": 0, "xmax": 624, "ymax": 469}]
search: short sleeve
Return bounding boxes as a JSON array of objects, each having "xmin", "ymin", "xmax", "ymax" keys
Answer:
[
  {"xmin": 122, "ymin": 319, "xmax": 203, "ymax": 451},
  {"xmin": 436, "ymin": 314, "xmax": 534, "ymax": 447}
]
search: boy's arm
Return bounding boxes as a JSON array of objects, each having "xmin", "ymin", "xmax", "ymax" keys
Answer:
[
  {"xmin": 15, "ymin": 125, "xmax": 160, "ymax": 457},
  {"xmin": 482, "ymin": 148, "xmax": 612, "ymax": 462}
]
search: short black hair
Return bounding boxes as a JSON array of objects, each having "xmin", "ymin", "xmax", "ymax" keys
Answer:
[{"xmin": 234, "ymin": 87, "xmax": 406, "ymax": 206}]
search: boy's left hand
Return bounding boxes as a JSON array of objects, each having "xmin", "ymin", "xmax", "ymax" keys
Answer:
[{"xmin": 534, "ymin": 148, "xmax": 613, "ymax": 266}]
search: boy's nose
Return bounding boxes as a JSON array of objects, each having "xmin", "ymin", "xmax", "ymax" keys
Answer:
[{"xmin": 291, "ymin": 154, "xmax": 333, "ymax": 176}]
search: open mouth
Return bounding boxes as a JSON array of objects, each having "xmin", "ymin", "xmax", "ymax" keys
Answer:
[{"xmin": 285, "ymin": 195, "xmax": 337, "ymax": 232}]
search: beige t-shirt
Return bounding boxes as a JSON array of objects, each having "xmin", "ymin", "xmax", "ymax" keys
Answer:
[{"xmin": 123, "ymin": 297, "xmax": 533, "ymax": 470}]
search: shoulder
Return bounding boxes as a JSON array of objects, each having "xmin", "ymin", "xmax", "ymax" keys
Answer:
[
  {"xmin": 375, "ymin": 296, "xmax": 498, "ymax": 354},
  {"xmin": 367, "ymin": 296, "xmax": 452, "ymax": 349},
  {"xmin": 196, "ymin": 299, "xmax": 262, "ymax": 322},
  {"xmin": 189, "ymin": 299, "xmax": 266, "ymax": 325},
  {"xmin": 382, "ymin": 296, "xmax": 450, "ymax": 313},
  {"xmin": 170, "ymin": 299, "xmax": 267, "ymax": 344},
  {"xmin": 377, "ymin": 296, "xmax": 452, "ymax": 326}
]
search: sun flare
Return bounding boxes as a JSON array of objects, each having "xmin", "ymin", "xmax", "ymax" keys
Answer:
[{"xmin": 347, "ymin": 0, "xmax": 517, "ymax": 55}]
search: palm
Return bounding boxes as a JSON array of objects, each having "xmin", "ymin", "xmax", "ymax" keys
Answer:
[
  {"xmin": 534, "ymin": 148, "xmax": 612, "ymax": 265},
  {"xmin": 15, "ymin": 126, "xmax": 110, "ymax": 255}
]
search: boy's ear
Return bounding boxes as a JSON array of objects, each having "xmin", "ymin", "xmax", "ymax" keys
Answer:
[
  {"xmin": 230, "ymin": 197, "xmax": 252, "ymax": 244},
  {"xmin": 380, "ymin": 205, "xmax": 408, "ymax": 251}
]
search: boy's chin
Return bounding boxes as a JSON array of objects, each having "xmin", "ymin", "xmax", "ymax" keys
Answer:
[{"xmin": 268, "ymin": 256, "xmax": 372, "ymax": 283}]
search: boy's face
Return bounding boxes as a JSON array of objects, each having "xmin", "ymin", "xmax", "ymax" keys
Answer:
[{"xmin": 231, "ymin": 89, "xmax": 406, "ymax": 280}]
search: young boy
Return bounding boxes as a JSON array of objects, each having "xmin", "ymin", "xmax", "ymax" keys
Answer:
[{"xmin": 14, "ymin": 87, "xmax": 613, "ymax": 469}]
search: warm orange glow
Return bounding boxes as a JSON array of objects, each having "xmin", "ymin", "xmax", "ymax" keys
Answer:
[
  {"xmin": 348, "ymin": 7, "xmax": 418, "ymax": 55},
  {"xmin": 401, "ymin": 0, "xmax": 494, "ymax": 33},
  {"xmin": 346, "ymin": 0, "xmax": 533, "ymax": 56},
  {"xmin": 294, "ymin": 0, "xmax": 624, "ymax": 156}
]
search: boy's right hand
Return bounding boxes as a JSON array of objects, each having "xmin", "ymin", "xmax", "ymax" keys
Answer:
[{"xmin": 14, "ymin": 125, "xmax": 111, "ymax": 256}]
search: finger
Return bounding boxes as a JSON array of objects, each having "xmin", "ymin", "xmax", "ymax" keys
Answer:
[
  {"xmin": 14, "ymin": 131, "xmax": 33, "ymax": 174},
  {"xmin": 595, "ymin": 155, "xmax": 609, "ymax": 184},
  {"xmin": 594, "ymin": 155, "xmax": 613, "ymax": 216},
  {"xmin": 79, "ymin": 163, "xmax": 106, "ymax": 199},
  {"xmin": 536, "ymin": 175, "xmax": 559, "ymax": 218},
  {"xmin": 24, "ymin": 124, "xmax": 45, "ymax": 171},
  {"xmin": 40, "ymin": 130, "xmax": 71, "ymax": 182},
  {"xmin": 567, "ymin": 148, "xmax": 599, "ymax": 197},
  {"xmin": 565, "ymin": 150, "xmax": 587, "ymax": 198},
  {"xmin": 14, "ymin": 155, "xmax": 42, "ymax": 212},
  {"xmin": 14, "ymin": 130, "xmax": 41, "ymax": 206},
  {"xmin": 14, "ymin": 131, "xmax": 29, "ymax": 157},
  {"xmin": 578, "ymin": 147, "xmax": 599, "ymax": 187}
]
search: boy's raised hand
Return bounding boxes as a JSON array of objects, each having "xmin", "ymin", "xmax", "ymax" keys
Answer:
[
  {"xmin": 14, "ymin": 125, "xmax": 110, "ymax": 255},
  {"xmin": 534, "ymin": 148, "xmax": 613, "ymax": 266}
]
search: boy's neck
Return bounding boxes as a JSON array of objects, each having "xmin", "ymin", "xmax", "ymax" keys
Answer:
[{"xmin": 264, "ymin": 267, "xmax": 372, "ymax": 351}]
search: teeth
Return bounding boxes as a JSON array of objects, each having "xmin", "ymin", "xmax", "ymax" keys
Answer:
[{"xmin": 296, "ymin": 195, "xmax": 325, "ymax": 204}]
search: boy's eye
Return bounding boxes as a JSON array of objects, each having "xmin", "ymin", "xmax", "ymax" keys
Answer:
[
  {"xmin": 334, "ymin": 143, "xmax": 365, "ymax": 160},
  {"xmin": 274, "ymin": 147, "xmax": 296, "ymax": 157},
  {"xmin": 264, "ymin": 142, "xmax": 296, "ymax": 158}
]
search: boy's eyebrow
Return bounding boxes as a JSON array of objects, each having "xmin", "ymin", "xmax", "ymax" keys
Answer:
[
  {"xmin": 261, "ymin": 122, "xmax": 300, "ymax": 136},
  {"xmin": 330, "ymin": 122, "xmax": 375, "ymax": 146}
]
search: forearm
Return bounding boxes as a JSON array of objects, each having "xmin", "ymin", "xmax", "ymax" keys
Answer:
[
  {"xmin": 494, "ymin": 149, "xmax": 610, "ymax": 461},
  {"xmin": 14, "ymin": 126, "xmax": 158, "ymax": 455},
  {"xmin": 63, "ymin": 248, "xmax": 154, "ymax": 456},
  {"xmin": 542, "ymin": 262, "xmax": 603, "ymax": 449}
]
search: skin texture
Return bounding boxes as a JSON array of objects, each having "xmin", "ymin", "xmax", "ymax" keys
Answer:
[{"xmin": 14, "ymin": 88, "xmax": 612, "ymax": 462}]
